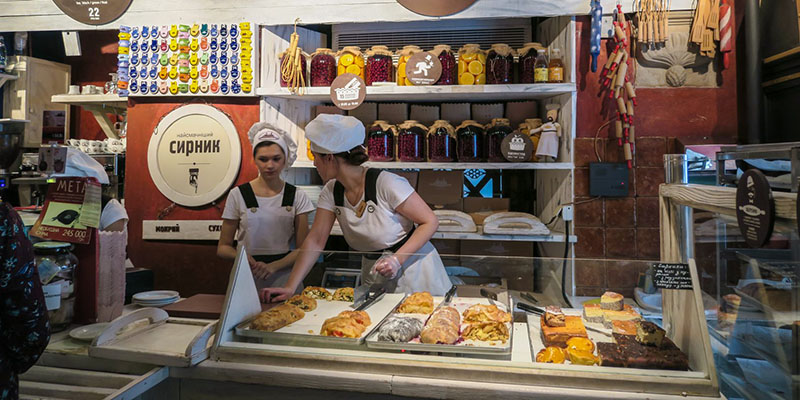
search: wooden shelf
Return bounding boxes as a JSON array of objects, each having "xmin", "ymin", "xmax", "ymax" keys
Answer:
[
  {"xmin": 330, "ymin": 224, "xmax": 576, "ymax": 243},
  {"xmin": 292, "ymin": 160, "xmax": 573, "ymax": 170},
  {"xmin": 0, "ymin": 118, "xmax": 29, "ymax": 124},
  {"xmin": 257, "ymin": 83, "xmax": 576, "ymax": 102},
  {"xmin": 0, "ymin": 72, "xmax": 18, "ymax": 89},
  {"xmin": 51, "ymin": 94, "xmax": 127, "ymax": 139}
]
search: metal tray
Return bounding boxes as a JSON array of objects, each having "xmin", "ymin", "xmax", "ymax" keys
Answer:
[
  {"xmin": 235, "ymin": 292, "xmax": 405, "ymax": 348},
  {"xmin": 365, "ymin": 296, "xmax": 513, "ymax": 355}
]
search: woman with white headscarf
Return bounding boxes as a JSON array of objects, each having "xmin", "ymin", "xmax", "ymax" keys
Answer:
[{"xmin": 217, "ymin": 122, "xmax": 314, "ymax": 290}]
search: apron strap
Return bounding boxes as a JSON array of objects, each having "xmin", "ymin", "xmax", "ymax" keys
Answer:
[
  {"xmin": 281, "ymin": 183, "xmax": 296, "ymax": 208},
  {"xmin": 237, "ymin": 182, "xmax": 259, "ymax": 210},
  {"xmin": 363, "ymin": 225, "xmax": 417, "ymax": 260},
  {"xmin": 333, "ymin": 169, "xmax": 382, "ymax": 208}
]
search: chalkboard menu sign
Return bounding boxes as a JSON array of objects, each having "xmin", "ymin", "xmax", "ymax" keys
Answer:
[
  {"xmin": 653, "ymin": 263, "xmax": 693, "ymax": 290},
  {"xmin": 736, "ymin": 169, "xmax": 775, "ymax": 248}
]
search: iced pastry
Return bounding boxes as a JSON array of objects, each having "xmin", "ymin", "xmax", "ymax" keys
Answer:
[
  {"xmin": 377, "ymin": 316, "xmax": 424, "ymax": 342},
  {"xmin": 420, "ymin": 306, "xmax": 460, "ymax": 344}
]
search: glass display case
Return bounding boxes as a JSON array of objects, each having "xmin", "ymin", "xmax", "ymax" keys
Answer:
[
  {"xmin": 660, "ymin": 155, "xmax": 799, "ymax": 400},
  {"xmin": 211, "ymin": 245, "xmax": 721, "ymax": 398}
]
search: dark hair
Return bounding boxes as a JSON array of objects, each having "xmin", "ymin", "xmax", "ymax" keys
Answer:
[
  {"xmin": 253, "ymin": 140, "xmax": 282, "ymax": 157},
  {"xmin": 334, "ymin": 145, "xmax": 369, "ymax": 166}
]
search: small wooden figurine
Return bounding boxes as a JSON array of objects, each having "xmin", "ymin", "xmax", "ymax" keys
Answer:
[{"xmin": 531, "ymin": 104, "xmax": 561, "ymax": 162}]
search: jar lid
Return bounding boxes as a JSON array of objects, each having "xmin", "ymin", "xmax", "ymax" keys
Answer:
[
  {"xmin": 398, "ymin": 120, "xmax": 427, "ymax": 131},
  {"xmin": 33, "ymin": 241, "xmax": 73, "ymax": 254},
  {"xmin": 489, "ymin": 43, "xmax": 515, "ymax": 57},
  {"xmin": 370, "ymin": 120, "xmax": 396, "ymax": 133},
  {"xmin": 338, "ymin": 46, "xmax": 362, "ymax": 57},
  {"xmin": 366, "ymin": 45, "xmax": 393, "ymax": 57},
  {"xmin": 311, "ymin": 48, "xmax": 335, "ymax": 56},
  {"xmin": 428, "ymin": 120, "xmax": 456, "ymax": 138},
  {"xmin": 430, "ymin": 44, "xmax": 452, "ymax": 56},
  {"xmin": 458, "ymin": 44, "xmax": 482, "ymax": 55},
  {"xmin": 487, "ymin": 118, "xmax": 511, "ymax": 129},
  {"xmin": 517, "ymin": 42, "xmax": 542, "ymax": 57},
  {"xmin": 456, "ymin": 120, "xmax": 484, "ymax": 131},
  {"xmin": 398, "ymin": 45, "xmax": 422, "ymax": 57}
]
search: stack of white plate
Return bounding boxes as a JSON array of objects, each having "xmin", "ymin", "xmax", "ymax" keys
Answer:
[{"xmin": 132, "ymin": 290, "xmax": 180, "ymax": 307}]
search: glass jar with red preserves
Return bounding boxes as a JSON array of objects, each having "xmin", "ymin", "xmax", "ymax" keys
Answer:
[
  {"xmin": 397, "ymin": 120, "xmax": 427, "ymax": 162},
  {"xmin": 397, "ymin": 45, "xmax": 422, "ymax": 86},
  {"xmin": 310, "ymin": 48, "xmax": 336, "ymax": 86},
  {"xmin": 431, "ymin": 44, "xmax": 456, "ymax": 85},
  {"xmin": 365, "ymin": 45, "xmax": 393, "ymax": 86},
  {"xmin": 485, "ymin": 118, "xmax": 513, "ymax": 162},
  {"xmin": 486, "ymin": 43, "xmax": 514, "ymax": 84},
  {"xmin": 517, "ymin": 42, "xmax": 542, "ymax": 84},
  {"xmin": 427, "ymin": 120, "xmax": 456, "ymax": 162},
  {"xmin": 455, "ymin": 120, "xmax": 485, "ymax": 162},
  {"xmin": 367, "ymin": 120, "xmax": 396, "ymax": 161},
  {"xmin": 279, "ymin": 48, "xmax": 307, "ymax": 88}
]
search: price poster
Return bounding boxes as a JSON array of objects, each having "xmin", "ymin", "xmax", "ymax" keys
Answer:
[{"xmin": 30, "ymin": 177, "xmax": 101, "ymax": 245}]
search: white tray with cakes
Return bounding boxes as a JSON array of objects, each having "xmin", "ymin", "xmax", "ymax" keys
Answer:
[
  {"xmin": 365, "ymin": 291, "xmax": 514, "ymax": 355},
  {"xmin": 235, "ymin": 286, "xmax": 404, "ymax": 347}
]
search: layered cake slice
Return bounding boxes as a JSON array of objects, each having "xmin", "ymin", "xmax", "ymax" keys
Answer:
[
  {"xmin": 602, "ymin": 304, "xmax": 642, "ymax": 329},
  {"xmin": 582, "ymin": 303, "xmax": 605, "ymax": 323},
  {"xmin": 541, "ymin": 315, "xmax": 588, "ymax": 348},
  {"xmin": 600, "ymin": 291, "xmax": 624, "ymax": 311}
]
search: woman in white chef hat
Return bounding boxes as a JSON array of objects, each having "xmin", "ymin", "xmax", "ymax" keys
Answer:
[
  {"xmin": 262, "ymin": 114, "xmax": 452, "ymax": 303},
  {"xmin": 217, "ymin": 122, "xmax": 315, "ymax": 290},
  {"xmin": 52, "ymin": 147, "xmax": 128, "ymax": 232}
]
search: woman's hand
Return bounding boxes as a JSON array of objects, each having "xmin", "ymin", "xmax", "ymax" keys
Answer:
[
  {"xmin": 372, "ymin": 254, "xmax": 401, "ymax": 279},
  {"xmin": 259, "ymin": 286, "xmax": 294, "ymax": 303}
]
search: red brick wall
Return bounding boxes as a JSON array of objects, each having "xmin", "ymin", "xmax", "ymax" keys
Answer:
[{"xmin": 572, "ymin": 5, "xmax": 743, "ymax": 297}]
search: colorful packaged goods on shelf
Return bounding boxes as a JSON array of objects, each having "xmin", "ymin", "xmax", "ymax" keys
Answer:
[
  {"xmin": 457, "ymin": 44, "xmax": 486, "ymax": 85},
  {"xmin": 337, "ymin": 46, "xmax": 365, "ymax": 79},
  {"xmin": 397, "ymin": 120, "xmax": 427, "ymax": 162},
  {"xmin": 430, "ymin": 45, "xmax": 456, "ymax": 85},
  {"xmin": 310, "ymin": 48, "xmax": 337, "ymax": 87},
  {"xmin": 119, "ymin": 22, "xmax": 256, "ymax": 96},
  {"xmin": 367, "ymin": 120, "xmax": 396, "ymax": 161},
  {"xmin": 427, "ymin": 120, "xmax": 456, "ymax": 162},
  {"xmin": 485, "ymin": 44, "xmax": 514, "ymax": 84},
  {"xmin": 365, "ymin": 45, "xmax": 394, "ymax": 86}
]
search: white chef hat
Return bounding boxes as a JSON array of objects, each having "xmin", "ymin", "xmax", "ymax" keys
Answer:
[
  {"xmin": 51, "ymin": 147, "xmax": 110, "ymax": 184},
  {"xmin": 304, "ymin": 114, "xmax": 365, "ymax": 154},
  {"xmin": 247, "ymin": 122, "xmax": 297, "ymax": 168}
]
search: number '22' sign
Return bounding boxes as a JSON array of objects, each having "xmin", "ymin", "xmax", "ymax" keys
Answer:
[{"xmin": 52, "ymin": 0, "xmax": 133, "ymax": 25}]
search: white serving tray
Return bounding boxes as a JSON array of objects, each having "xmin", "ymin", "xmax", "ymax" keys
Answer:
[{"xmin": 89, "ymin": 307, "xmax": 216, "ymax": 367}]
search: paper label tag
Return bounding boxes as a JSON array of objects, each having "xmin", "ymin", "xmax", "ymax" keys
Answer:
[
  {"xmin": 653, "ymin": 263, "xmax": 693, "ymax": 290},
  {"xmin": 43, "ymin": 282, "xmax": 62, "ymax": 310},
  {"xmin": 534, "ymin": 68, "xmax": 548, "ymax": 83},
  {"xmin": 79, "ymin": 181, "xmax": 102, "ymax": 228}
]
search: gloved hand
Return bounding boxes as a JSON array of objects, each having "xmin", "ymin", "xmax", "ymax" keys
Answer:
[{"xmin": 371, "ymin": 254, "xmax": 401, "ymax": 279}]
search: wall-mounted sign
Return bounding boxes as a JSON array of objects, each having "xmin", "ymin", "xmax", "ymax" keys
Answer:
[
  {"xmin": 330, "ymin": 73, "xmax": 366, "ymax": 110},
  {"xmin": 736, "ymin": 169, "xmax": 775, "ymax": 248},
  {"xmin": 501, "ymin": 131, "xmax": 534, "ymax": 162},
  {"xmin": 397, "ymin": 0, "xmax": 477, "ymax": 16},
  {"xmin": 405, "ymin": 52, "xmax": 442, "ymax": 85},
  {"xmin": 147, "ymin": 104, "xmax": 241, "ymax": 207},
  {"xmin": 653, "ymin": 263, "xmax": 693, "ymax": 290},
  {"xmin": 142, "ymin": 220, "xmax": 223, "ymax": 240},
  {"xmin": 30, "ymin": 177, "xmax": 101, "ymax": 245},
  {"xmin": 53, "ymin": 0, "xmax": 132, "ymax": 25}
]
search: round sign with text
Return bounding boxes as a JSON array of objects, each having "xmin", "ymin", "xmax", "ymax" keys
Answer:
[
  {"xmin": 736, "ymin": 169, "xmax": 775, "ymax": 248},
  {"xmin": 397, "ymin": 0, "xmax": 477, "ymax": 16},
  {"xmin": 147, "ymin": 104, "xmax": 241, "ymax": 207},
  {"xmin": 405, "ymin": 52, "xmax": 443, "ymax": 86},
  {"xmin": 501, "ymin": 131, "xmax": 534, "ymax": 162},
  {"xmin": 52, "ymin": 0, "xmax": 133, "ymax": 25},
  {"xmin": 330, "ymin": 73, "xmax": 367, "ymax": 110}
]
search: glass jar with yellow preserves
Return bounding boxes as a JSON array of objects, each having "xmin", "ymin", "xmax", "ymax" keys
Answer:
[
  {"xmin": 337, "ymin": 46, "xmax": 365, "ymax": 79},
  {"xmin": 396, "ymin": 45, "xmax": 422, "ymax": 86},
  {"xmin": 457, "ymin": 44, "xmax": 486, "ymax": 85}
]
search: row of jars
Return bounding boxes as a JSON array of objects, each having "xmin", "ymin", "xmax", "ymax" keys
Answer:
[
  {"xmin": 366, "ymin": 118, "xmax": 544, "ymax": 162},
  {"xmin": 280, "ymin": 42, "xmax": 565, "ymax": 87}
]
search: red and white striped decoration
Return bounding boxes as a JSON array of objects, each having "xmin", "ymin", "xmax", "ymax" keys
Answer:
[{"xmin": 719, "ymin": 0, "xmax": 733, "ymax": 69}]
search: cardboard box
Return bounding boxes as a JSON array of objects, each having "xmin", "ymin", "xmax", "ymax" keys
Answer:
[
  {"xmin": 417, "ymin": 170, "xmax": 463, "ymax": 210},
  {"xmin": 471, "ymin": 103, "xmax": 504, "ymax": 125},
  {"xmin": 314, "ymin": 105, "xmax": 346, "ymax": 117},
  {"xmin": 347, "ymin": 102, "xmax": 378, "ymax": 129},
  {"xmin": 463, "ymin": 197, "xmax": 510, "ymax": 225},
  {"xmin": 392, "ymin": 171, "xmax": 418, "ymax": 190},
  {"xmin": 410, "ymin": 104, "xmax": 440, "ymax": 126},
  {"xmin": 440, "ymin": 103, "xmax": 471, "ymax": 124},
  {"xmin": 378, "ymin": 103, "xmax": 409, "ymax": 125},
  {"xmin": 505, "ymin": 100, "xmax": 539, "ymax": 128}
]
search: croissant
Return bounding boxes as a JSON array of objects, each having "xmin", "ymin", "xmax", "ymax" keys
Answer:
[
  {"xmin": 397, "ymin": 292, "xmax": 434, "ymax": 314},
  {"xmin": 463, "ymin": 321, "xmax": 510, "ymax": 343},
  {"xmin": 462, "ymin": 304, "xmax": 511, "ymax": 323}
]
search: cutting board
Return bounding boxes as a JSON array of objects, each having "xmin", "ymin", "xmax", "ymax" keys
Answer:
[{"xmin": 163, "ymin": 294, "xmax": 271, "ymax": 319}]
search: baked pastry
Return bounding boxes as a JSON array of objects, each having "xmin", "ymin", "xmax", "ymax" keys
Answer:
[
  {"xmin": 337, "ymin": 310, "xmax": 371, "ymax": 327},
  {"xmin": 377, "ymin": 316, "xmax": 424, "ymax": 342},
  {"xmin": 635, "ymin": 321, "xmax": 666, "ymax": 347},
  {"xmin": 463, "ymin": 321, "xmax": 509, "ymax": 343},
  {"xmin": 582, "ymin": 303, "xmax": 604, "ymax": 323},
  {"xmin": 250, "ymin": 304, "xmax": 305, "ymax": 332},
  {"xmin": 320, "ymin": 315, "xmax": 367, "ymax": 338},
  {"xmin": 285, "ymin": 295, "xmax": 317, "ymax": 311},
  {"xmin": 596, "ymin": 342, "xmax": 627, "ymax": 367},
  {"xmin": 332, "ymin": 287, "xmax": 354, "ymax": 302},
  {"xmin": 602, "ymin": 304, "xmax": 642, "ymax": 328},
  {"xmin": 420, "ymin": 306, "xmax": 460, "ymax": 344},
  {"xmin": 600, "ymin": 291, "xmax": 624, "ymax": 311},
  {"xmin": 566, "ymin": 347, "xmax": 599, "ymax": 366},
  {"xmin": 611, "ymin": 320, "xmax": 638, "ymax": 336},
  {"xmin": 544, "ymin": 305, "xmax": 566, "ymax": 327},
  {"xmin": 721, "ymin": 294, "xmax": 741, "ymax": 313},
  {"xmin": 462, "ymin": 304, "xmax": 511, "ymax": 323},
  {"xmin": 566, "ymin": 337, "xmax": 595, "ymax": 354},
  {"xmin": 397, "ymin": 292, "xmax": 434, "ymax": 314},
  {"xmin": 597, "ymin": 333, "xmax": 689, "ymax": 370},
  {"xmin": 536, "ymin": 346, "xmax": 566, "ymax": 363},
  {"xmin": 302, "ymin": 286, "xmax": 332, "ymax": 300},
  {"xmin": 541, "ymin": 315, "xmax": 588, "ymax": 347},
  {"xmin": 717, "ymin": 307, "xmax": 738, "ymax": 329}
]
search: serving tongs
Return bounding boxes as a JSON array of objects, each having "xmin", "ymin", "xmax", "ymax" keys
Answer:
[
  {"xmin": 425, "ymin": 285, "xmax": 457, "ymax": 324},
  {"xmin": 352, "ymin": 284, "xmax": 387, "ymax": 311}
]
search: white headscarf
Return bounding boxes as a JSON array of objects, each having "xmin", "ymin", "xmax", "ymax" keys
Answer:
[
  {"xmin": 247, "ymin": 122, "xmax": 297, "ymax": 169},
  {"xmin": 51, "ymin": 147, "xmax": 110, "ymax": 184}
]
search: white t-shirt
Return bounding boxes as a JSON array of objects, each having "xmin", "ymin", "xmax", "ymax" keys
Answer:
[
  {"xmin": 317, "ymin": 171, "xmax": 415, "ymax": 252},
  {"xmin": 221, "ymin": 184, "xmax": 314, "ymax": 255},
  {"xmin": 99, "ymin": 199, "xmax": 128, "ymax": 230}
]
